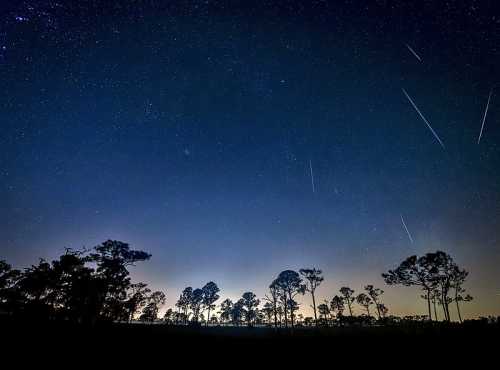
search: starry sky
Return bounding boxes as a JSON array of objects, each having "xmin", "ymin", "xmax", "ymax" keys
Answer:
[{"xmin": 1, "ymin": 1, "xmax": 499, "ymax": 319}]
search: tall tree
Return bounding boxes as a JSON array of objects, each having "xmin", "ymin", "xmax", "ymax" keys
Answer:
[
  {"xmin": 176, "ymin": 287, "xmax": 193, "ymax": 324},
  {"xmin": 330, "ymin": 295, "xmax": 345, "ymax": 318},
  {"xmin": 339, "ymin": 287, "xmax": 355, "ymax": 317},
  {"xmin": 139, "ymin": 291, "xmax": 166, "ymax": 322},
  {"xmin": 364, "ymin": 285, "xmax": 384, "ymax": 319},
  {"xmin": 450, "ymin": 265, "xmax": 472, "ymax": 323},
  {"xmin": 231, "ymin": 299, "xmax": 245, "ymax": 326},
  {"xmin": 274, "ymin": 270, "xmax": 305, "ymax": 328},
  {"xmin": 356, "ymin": 293, "xmax": 373, "ymax": 316},
  {"xmin": 89, "ymin": 240, "xmax": 151, "ymax": 321},
  {"xmin": 262, "ymin": 302, "xmax": 274, "ymax": 325},
  {"xmin": 264, "ymin": 280, "xmax": 281, "ymax": 327},
  {"xmin": 317, "ymin": 303, "xmax": 330, "ymax": 323},
  {"xmin": 218, "ymin": 298, "xmax": 233, "ymax": 325},
  {"xmin": 189, "ymin": 288, "xmax": 204, "ymax": 323},
  {"xmin": 201, "ymin": 281, "xmax": 220, "ymax": 326},
  {"xmin": 241, "ymin": 291, "xmax": 260, "ymax": 327},
  {"xmin": 382, "ymin": 254, "xmax": 437, "ymax": 321},
  {"xmin": 299, "ymin": 268, "xmax": 324, "ymax": 326},
  {"xmin": 124, "ymin": 282, "xmax": 151, "ymax": 321}
]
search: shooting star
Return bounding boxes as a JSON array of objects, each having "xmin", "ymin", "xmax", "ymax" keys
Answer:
[
  {"xmin": 405, "ymin": 43, "xmax": 422, "ymax": 62},
  {"xmin": 309, "ymin": 159, "xmax": 315, "ymax": 193},
  {"xmin": 402, "ymin": 88, "xmax": 445, "ymax": 149},
  {"xmin": 400, "ymin": 214, "xmax": 414, "ymax": 244},
  {"xmin": 477, "ymin": 89, "xmax": 493, "ymax": 144}
]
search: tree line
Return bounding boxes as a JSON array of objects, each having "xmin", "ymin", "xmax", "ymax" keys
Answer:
[{"xmin": 0, "ymin": 240, "xmax": 473, "ymax": 326}]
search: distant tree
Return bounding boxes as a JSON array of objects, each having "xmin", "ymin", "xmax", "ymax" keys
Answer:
[
  {"xmin": 274, "ymin": 270, "xmax": 306, "ymax": 328},
  {"xmin": 241, "ymin": 291, "xmax": 260, "ymax": 327},
  {"xmin": 287, "ymin": 298, "xmax": 300, "ymax": 325},
  {"xmin": 124, "ymin": 282, "xmax": 151, "ymax": 321},
  {"xmin": 163, "ymin": 308, "xmax": 174, "ymax": 324},
  {"xmin": 189, "ymin": 288, "xmax": 204, "ymax": 323},
  {"xmin": 218, "ymin": 298, "xmax": 233, "ymax": 325},
  {"xmin": 139, "ymin": 291, "xmax": 166, "ymax": 322},
  {"xmin": 330, "ymin": 295, "xmax": 345, "ymax": 318},
  {"xmin": 450, "ymin": 265, "xmax": 472, "ymax": 323},
  {"xmin": 377, "ymin": 303, "xmax": 389, "ymax": 318},
  {"xmin": 262, "ymin": 302, "xmax": 274, "ymax": 325},
  {"xmin": 299, "ymin": 268, "xmax": 324, "ymax": 325},
  {"xmin": 231, "ymin": 299, "xmax": 245, "ymax": 326},
  {"xmin": 356, "ymin": 293, "xmax": 373, "ymax": 316},
  {"xmin": 209, "ymin": 316, "xmax": 219, "ymax": 326},
  {"xmin": 317, "ymin": 303, "xmax": 330, "ymax": 323},
  {"xmin": 264, "ymin": 280, "xmax": 281, "ymax": 327},
  {"xmin": 201, "ymin": 281, "xmax": 220, "ymax": 326},
  {"xmin": 382, "ymin": 254, "xmax": 438, "ymax": 321},
  {"xmin": 364, "ymin": 285, "xmax": 384, "ymax": 319},
  {"xmin": 0, "ymin": 260, "xmax": 21, "ymax": 314},
  {"xmin": 303, "ymin": 317, "xmax": 314, "ymax": 327},
  {"xmin": 176, "ymin": 287, "xmax": 193, "ymax": 324},
  {"xmin": 339, "ymin": 287, "xmax": 355, "ymax": 317}
]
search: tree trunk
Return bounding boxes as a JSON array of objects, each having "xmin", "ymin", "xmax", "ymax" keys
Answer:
[
  {"xmin": 312, "ymin": 292, "xmax": 317, "ymax": 326},
  {"xmin": 273, "ymin": 305, "xmax": 278, "ymax": 328},
  {"xmin": 206, "ymin": 307, "xmax": 210, "ymax": 327},
  {"xmin": 432, "ymin": 298, "xmax": 438, "ymax": 321},
  {"xmin": 348, "ymin": 302, "xmax": 353, "ymax": 317},
  {"xmin": 375, "ymin": 301, "xmax": 381, "ymax": 320},
  {"xmin": 455, "ymin": 300, "xmax": 462, "ymax": 323},
  {"xmin": 426, "ymin": 289, "xmax": 432, "ymax": 321},
  {"xmin": 283, "ymin": 299, "xmax": 288, "ymax": 328}
]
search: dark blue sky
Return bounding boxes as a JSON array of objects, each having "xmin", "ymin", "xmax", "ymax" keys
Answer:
[{"xmin": 1, "ymin": 1, "xmax": 499, "ymax": 317}]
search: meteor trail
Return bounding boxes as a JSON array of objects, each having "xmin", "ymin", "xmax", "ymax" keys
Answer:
[
  {"xmin": 405, "ymin": 43, "xmax": 422, "ymax": 62},
  {"xmin": 400, "ymin": 214, "xmax": 414, "ymax": 243},
  {"xmin": 402, "ymin": 88, "xmax": 445, "ymax": 149},
  {"xmin": 309, "ymin": 159, "xmax": 315, "ymax": 193},
  {"xmin": 478, "ymin": 89, "xmax": 493, "ymax": 144}
]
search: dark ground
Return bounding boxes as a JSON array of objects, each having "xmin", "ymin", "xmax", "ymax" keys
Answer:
[{"xmin": 1, "ymin": 317, "xmax": 498, "ymax": 362}]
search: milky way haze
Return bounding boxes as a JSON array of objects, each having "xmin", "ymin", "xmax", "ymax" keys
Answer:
[{"xmin": 1, "ymin": 1, "xmax": 499, "ymax": 318}]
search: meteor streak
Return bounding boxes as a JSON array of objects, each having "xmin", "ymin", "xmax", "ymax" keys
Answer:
[
  {"xmin": 402, "ymin": 88, "xmax": 445, "ymax": 149},
  {"xmin": 478, "ymin": 89, "xmax": 493, "ymax": 144}
]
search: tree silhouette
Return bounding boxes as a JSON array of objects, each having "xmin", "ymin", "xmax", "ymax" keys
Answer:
[
  {"xmin": 89, "ymin": 240, "xmax": 151, "ymax": 321},
  {"xmin": 189, "ymin": 288, "xmax": 204, "ymax": 323},
  {"xmin": 299, "ymin": 268, "xmax": 324, "ymax": 326},
  {"xmin": 125, "ymin": 282, "xmax": 151, "ymax": 322},
  {"xmin": 450, "ymin": 265, "xmax": 472, "ymax": 323},
  {"xmin": 218, "ymin": 298, "xmax": 233, "ymax": 325},
  {"xmin": 262, "ymin": 302, "xmax": 274, "ymax": 325},
  {"xmin": 382, "ymin": 254, "xmax": 437, "ymax": 321},
  {"xmin": 364, "ymin": 285, "xmax": 384, "ymax": 319},
  {"xmin": 317, "ymin": 302, "xmax": 330, "ymax": 324},
  {"xmin": 163, "ymin": 308, "xmax": 174, "ymax": 324},
  {"xmin": 356, "ymin": 293, "xmax": 373, "ymax": 316},
  {"xmin": 139, "ymin": 291, "xmax": 166, "ymax": 322},
  {"xmin": 241, "ymin": 291, "xmax": 260, "ymax": 327},
  {"xmin": 0, "ymin": 260, "xmax": 21, "ymax": 315},
  {"xmin": 201, "ymin": 281, "xmax": 220, "ymax": 326},
  {"xmin": 274, "ymin": 270, "xmax": 305, "ymax": 328},
  {"xmin": 339, "ymin": 287, "xmax": 355, "ymax": 317},
  {"xmin": 176, "ymin": 287, "xmax": 193, "ymax": 324},
  {"xmin": 377, "ymin": 303, "xmax": 389, "ymax": 318},
  {"xmin": 264, "ymin": 280, "xmax": 281, "ymax": 327},
  {"xmin": 330, "ymin": 295, "xmax": 345, "ymax": 319},
  {"xmin": 231, "ymin": 299, "xmax": 245, "ymax": 326}
]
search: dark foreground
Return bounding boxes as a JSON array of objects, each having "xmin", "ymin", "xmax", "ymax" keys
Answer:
[{"xmin": 1, "ymin": 317, "xmax": 498, "ymax": 359}]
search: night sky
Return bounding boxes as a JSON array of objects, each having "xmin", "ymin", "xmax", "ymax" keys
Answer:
[{"xmin": 1, "ymin": 1, "xmax": 499, "ymax": 318}]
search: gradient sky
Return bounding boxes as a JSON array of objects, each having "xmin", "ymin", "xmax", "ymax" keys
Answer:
[{"xmin": 1, "ymin": 1, "xmax": 499, "ymax": 319}]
